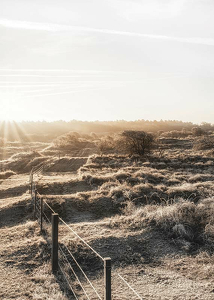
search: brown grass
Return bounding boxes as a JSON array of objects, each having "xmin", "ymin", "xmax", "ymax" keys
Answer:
[
  {"xmin": 2, "ymin": 135, "xmax": 214, "ymax": 299},
  {"xmin": 0, "ymin": 170, "xmax": 16, "ymax": 179}
]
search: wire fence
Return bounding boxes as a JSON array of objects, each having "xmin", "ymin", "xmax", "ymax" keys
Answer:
[{"xmin": 30, "ymin": 161, "xmax": 143, "ymax": 300}]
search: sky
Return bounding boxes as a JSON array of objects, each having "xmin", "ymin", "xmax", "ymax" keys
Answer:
[{"xmin": 0, "ymin": 0, "xmax": 214, "ymax": 123}]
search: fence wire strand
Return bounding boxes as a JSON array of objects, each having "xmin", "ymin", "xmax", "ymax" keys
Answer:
[
  {"xmin": 117, "ymin": 273, "xmax": 142, "ymax": 300},
  {"xmin": 58, "ymin": 261, "xmax": 79, "ymax": 300},
  {"xmin": 32, "ymin": 194, "xmax": 102, "ymax": 299},
  {"xmin": 59, "ymin": 217, "xmax": 104, "ymax": 262},
  {"xmin": 59, "ymin": 245, "xmax": 91, "ymax": 300},
  {"xmin": 43, "ymin": 211, "xmax": 51, "ymax": 224},
  {"xmin": 35, "ymin": 202, "xmax": 40, "ymax": 211},
  {"xmin": 44, "ymin": 200, "xmax": 55, "ymax": 213},
  {"xmin": 35, "ymin": 202, "xmax": 40, "ymax": 217},
  {"xmin": 61, "ymin": 243, "xmax": 102, "ymax": 300},
  {"xmin": 29, "ymin": 162, "xmax": 115, "ymax": 300}
]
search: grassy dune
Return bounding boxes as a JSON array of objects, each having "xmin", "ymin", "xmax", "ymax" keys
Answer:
[{"xmin": 1, "ymin": 135, "xmax": 214, "ymax": 299}]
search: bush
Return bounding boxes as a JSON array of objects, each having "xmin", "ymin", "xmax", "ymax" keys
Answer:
[
  {"xmin": 192, "ymin": 127, "xmax": 204, "ymax": 136},
  {"xmin": 97, "ymin": 131, "xmax": 155, "ymax": 156},
  {"xmin": 194, "ymin": 136, "xmax": 214, "ymax": 150},
  {"xmin": 53, "ymin": 132, "xmax": 95, "ymax": 151},
  {"xmin": 97, "ymin": 135, "xmax": 116, "ymax": 154},
  {"xmin": 119, "ymin": 130, "xmax": 155, "ymax": 156}
]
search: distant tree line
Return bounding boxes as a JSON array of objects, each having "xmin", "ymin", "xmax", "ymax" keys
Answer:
[{"xmin": 0, "ymin": 120, "xmax": 213, "ymax": 142}]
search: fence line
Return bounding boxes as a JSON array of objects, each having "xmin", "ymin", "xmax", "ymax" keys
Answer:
[
  {"xmin": 43, "ymin": 198, "xmax": 104, "ymax": 262},
  {"xmin": 30, "ymin": 161, "xmax": 143, "ymax": 300},
  {"xmin": 31, "ymin": 184, "xmax": 104, "ymax": 299},
  {"xmin": 43, "ymin": 198, "xmax": 103, "ymax": 299}
]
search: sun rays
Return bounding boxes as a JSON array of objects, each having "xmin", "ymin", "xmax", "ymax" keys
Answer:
[{"xmin": 0, "ymin": 121, "xmax": 33, "ymax": 160}]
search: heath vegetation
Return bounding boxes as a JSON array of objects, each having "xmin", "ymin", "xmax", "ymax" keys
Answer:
[{"xmin": 1, "ymin": 120, "xmax": 214, "ymax": 299}]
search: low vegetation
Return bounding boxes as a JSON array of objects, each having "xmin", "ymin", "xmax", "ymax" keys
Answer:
[
  {"xmin": 0, "ymin": 170, "xmax": 16, "ymax": 179},
  {"xmin": 194, "ymin": 135, "xmax": 214, "ymax": 150},
  {"xmin": 1, "ymin": 124, "xmax": 214, "ymax": 299}
]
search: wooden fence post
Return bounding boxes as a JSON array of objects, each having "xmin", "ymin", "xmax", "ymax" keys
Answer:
[
  {"xmin": 31, "ymin": 174, "xmax": 33, "ymax": 196},
  {"xmin": 40, "ymin": 198, "xmax": 43, "ymax": 233},
  {"xmin": 34, "ymin": 189, "xmax": 37, "ymax": 220},
  {"xmin": 30, "ymin": 174, "xmax": 32, "ymax": 196},
  {"xmin": 29, "ymin": 174, "xmax": 31, "ymax": 195},
  {"xmin": 104, "ymin": 257, "xmax": 111, "ymax": 300},
  {"xmin": 52, "ymin": 213, "xmax": 59, "ymax": 273}
]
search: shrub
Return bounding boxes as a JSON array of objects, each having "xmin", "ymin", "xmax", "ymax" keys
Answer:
[
  {"xmin": 194, "ymin": 136, "xmax": 214, "ymax": 150},
  {"xmin": 119, "ymin": 130, "xmax": 155, "ymax": 156},
  {"xmin": 97, "ymin": 135, "xmax": 116, "ymax": 154},
  {"xmin": 192, "ymin": 127, "xmax": 204, "ymax": 136},
  {"xmin": 97, "ymin": 131, "xmax": 155, "ymax": 156},
  {"xmin": 53, "ymin": 132, "xmax": 95, "ymax": 151}
]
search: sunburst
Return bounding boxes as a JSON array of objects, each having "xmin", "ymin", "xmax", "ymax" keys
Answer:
[
  {"xmin": 0, "ymin": 121, "xmax": 32, "ymax": 161},
  {"xmin": 0, "ymin": 121, "xmax": 9, "ymax": 161}
]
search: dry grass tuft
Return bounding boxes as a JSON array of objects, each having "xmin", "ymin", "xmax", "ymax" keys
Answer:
[
  {"xmin": 0, "ymin": 170, "xmax": 16, "ymax": 179},
  {"xmin": 110, "ymin": 197, "xmax": 214, "ymax": 252},
  {"xmin": 2, "ymin": 135, "xmax": 214, "ymax": 299}
]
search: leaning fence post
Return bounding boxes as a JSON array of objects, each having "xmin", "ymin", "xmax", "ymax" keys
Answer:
[
  {"xmin": 104, "ymin": 257, "xmax": 111, "ymax": 300},
  {"xmin": 31, "ymin": 174, "xmax": 33, "ymax": 196},
  {"xmin": 40, "ymin": 198, "xmax": 43, "ymax": 233},
  {"xmin": 52, "ymin": 213, "xmax": 59, "ymax": 273},
  {"xmin": 30, "ymin": 176, "xmax": 32, "ymax": 196},
  {"xmin": 29, "ymin": 173, "xmax": 32, "ymax": 195},
  {"xmin": 34, "ymin": 189, "xmax": 37, "ymax": 219}
]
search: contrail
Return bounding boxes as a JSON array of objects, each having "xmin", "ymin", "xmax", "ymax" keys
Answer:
[
  {"xmin": 0, "ymin": 18, "xmax": 214, "ymax": 46},
  {"xmin": 0, "ymin": 80, "xmax": 137, "ymax": 85},
  {"xmin": 18, "ymin": 86, "xmax": 117, "ymax": 98},
  {"xmin": 0, "ymin": 75, "xmax": 116, "ymax": 78},
  {"xmin": 0, "ymin": 74, "xmax": 129, "ymax": 77},
  {"xmin": 0, "ymin": 69, "xmax": 131, "ymax": 73}
]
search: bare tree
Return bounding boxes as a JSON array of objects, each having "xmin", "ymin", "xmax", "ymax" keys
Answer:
[{"xmin": 120, "ymin": 130, "xmax": 155, "ymax": 156}]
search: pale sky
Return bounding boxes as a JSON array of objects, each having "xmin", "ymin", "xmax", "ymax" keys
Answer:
[{"xmin": 0, "ymin": 0, "xmax": 214, "ymax": 123}]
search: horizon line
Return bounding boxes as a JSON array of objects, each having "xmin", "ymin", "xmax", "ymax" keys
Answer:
[{"xmin": 0, "ymin": 119, "xmax": 209, "ymax": 125}]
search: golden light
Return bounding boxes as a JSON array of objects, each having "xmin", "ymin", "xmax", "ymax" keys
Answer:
[{"xmin": 0, "ymin": 121, "xmax": 32, "ymax": 160}]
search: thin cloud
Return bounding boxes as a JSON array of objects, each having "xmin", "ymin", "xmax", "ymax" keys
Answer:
[
  {"xmin": 18, "ymin": 87, "xmax": 116, "ymax": 98},
  {"xmin": 0, "ymin": 75, "xmax": 120, "ymax": 78},
  {"xmin": 0, "ymin": 69, "xmax": 129, "ymax": 73},
  {"xmin": 0, "ymin": 18, "xmax": 214, "ymax": 46}
]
